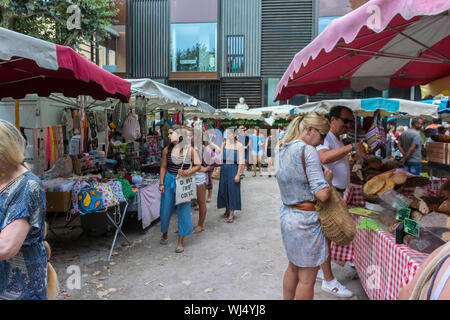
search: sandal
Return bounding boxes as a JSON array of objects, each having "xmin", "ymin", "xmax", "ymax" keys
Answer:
[
  {"xmin": 226, "ymin": 217, "xmax": 234, "ymax": 223},
  {"xmin": 175, "ymin": 246, "xmax": 184, "ymax": 253},
  {"xmin": 160, "ymin": 237, "xmax": 168, "ymax": 245}
]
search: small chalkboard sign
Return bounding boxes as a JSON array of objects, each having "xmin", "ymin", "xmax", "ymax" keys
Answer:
[{"xmin": 404, "ymin": 218, "xmax": 420, "ymax": 238}]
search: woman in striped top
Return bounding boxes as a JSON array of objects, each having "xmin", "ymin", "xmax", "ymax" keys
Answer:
[{"xmin": 159, "ymin": 126, "xmax": 201, "ymax": 253}]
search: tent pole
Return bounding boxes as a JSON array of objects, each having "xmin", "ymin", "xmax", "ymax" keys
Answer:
[{"xmin": 14, "ymin": 99, "xmax": 20, "ymax": 129}]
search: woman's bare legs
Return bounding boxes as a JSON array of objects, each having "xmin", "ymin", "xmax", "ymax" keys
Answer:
[
  {"xmin": 194, "ymin": 184, "xmax": 207, "ymax": 233},
  {"xmin": 258, "ymin": 155, "xmax": 262, "ymax": 175},
  {"xmin": 283, "ymin": 262, "xmax": 319, "ymax": 300},
  {"xmin": 227, "ymin": 210, "xmax": 235, "ymax": 223},
  {"xmin": 267, "ymin": 157, "xmax": 273, "ymax": 176}
]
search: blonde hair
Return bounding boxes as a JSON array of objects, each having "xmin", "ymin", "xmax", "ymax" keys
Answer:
[
  {"xmin": 0, "ymin": 120, "xmax": 25, "ymax": 166},
  {"xmin": 279, "ymin": 113, "xmax": 330, "ymax": 149}
]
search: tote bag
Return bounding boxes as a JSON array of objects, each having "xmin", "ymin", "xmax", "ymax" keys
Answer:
[{"xmin": 175, "ymin": 149, "xmax": 197, "ymax": 205}]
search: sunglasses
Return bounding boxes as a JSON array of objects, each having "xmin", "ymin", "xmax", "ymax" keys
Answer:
[
  {"xmin": 339, "ymin": 117, "xmax": 353, "ymax": 124},
  {"xmin": 315, "ymin": 128, "xmax": 327, "ymax": 140}
]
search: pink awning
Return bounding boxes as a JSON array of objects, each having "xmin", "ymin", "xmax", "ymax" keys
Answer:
[
  {"xmin": 0, "ymin": 27, "xmax": 130, "ymax": 102},
  {"xmin": 275, "ymin": 0, "xmax": 450, "ymax": 101}
]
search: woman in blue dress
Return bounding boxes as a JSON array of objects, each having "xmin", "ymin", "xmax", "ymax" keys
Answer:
[
  {"xmin": 0, "ymin": 120, "xmax": 47, "ymax": 300},
  {"xmin": 213, "ymin": 128, "xmax": 245, "ymax": 223},
  {"xmin": 276, "ymin": 113, "xmax": 333, "ymax": 300}
]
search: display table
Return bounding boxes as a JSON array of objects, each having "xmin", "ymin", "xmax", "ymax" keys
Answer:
[
  {"xmin": 327, "ymin": 180, "xmax": 449, "ymax": 299},
  {"xmin": 353, "ymin": 215, "xmax": 428, "ymax": 300}
]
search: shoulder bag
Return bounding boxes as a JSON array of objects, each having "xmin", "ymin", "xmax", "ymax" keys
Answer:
[
  {"xmin": 175, "ymin": 148, "xmax": 197, "ymax": 206},
  {"xmin": 302, "ymin": 146, "xmax": 356, "ymax": 246}
]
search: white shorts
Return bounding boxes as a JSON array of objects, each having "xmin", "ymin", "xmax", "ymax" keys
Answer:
[
  {"xmin": 195, "ymin": 172, "xmax": 207, "ymax": 186},
  {"xmin": 251, "ymin": 150, "xmax": 263, "ymax": 157}
]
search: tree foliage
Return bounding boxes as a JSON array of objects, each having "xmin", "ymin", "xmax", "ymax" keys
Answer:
[{"xmin": 0, "ymin": 0, "xmax": 122, "ymax": 48}]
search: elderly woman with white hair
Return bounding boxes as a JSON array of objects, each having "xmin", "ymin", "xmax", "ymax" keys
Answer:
[{"xmin": 0, "ymin": 120, "xmax": 47, "ymax": 299}]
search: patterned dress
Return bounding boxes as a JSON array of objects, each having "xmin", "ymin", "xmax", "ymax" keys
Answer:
[
  {"xmin": 0, "ymin": 171, "xmax": 47, "ymax": 300},
  {"xmin": 275, "ymin": 140, "xmax": 329, "ymax": 267}
]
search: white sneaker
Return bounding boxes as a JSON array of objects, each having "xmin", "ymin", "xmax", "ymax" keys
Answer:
[
  {"xmin": 316, "ymin": 269, "xmax": 324, "ymax": 281},
  {"xmin": 321, "ymin": 279, "xmax": 353, "ymax": 298}
]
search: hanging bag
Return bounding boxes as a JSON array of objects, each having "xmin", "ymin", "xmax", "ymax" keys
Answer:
[
  {"xmin": 175, "ymin": 148, "xmax": 197, "ymax": 205},
  {"xmin": 302, "ymin": 146, "xmax": 356, "ymax": 246},
  {"xmin": 366, "ymin": 110, "xmax": 386, "ymax": 150}
]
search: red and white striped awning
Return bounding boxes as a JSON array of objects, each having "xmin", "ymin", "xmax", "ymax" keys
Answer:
[
  {"xmin": 275, "ymin": 0, "xmax": 450, "ymax": 101},
  {"xmin": 0, "ymin": 27, "xmax": 130, "ymax": 102}
]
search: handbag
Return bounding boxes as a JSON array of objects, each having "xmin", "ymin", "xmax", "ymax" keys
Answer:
[
  {"xmin": 175, "ymin": 148, "xmax": 197, "ymax": 205},
  {"xmin": 302, "ymin": 146, "xmax": 356, "ymax": 246},
  {"xmin": 366, "ymin": 110, "xmax": 386, "ymax": 150},
  {"xmin": 122, "ymin": 111, "xmax": 141, "ymax": 142}
]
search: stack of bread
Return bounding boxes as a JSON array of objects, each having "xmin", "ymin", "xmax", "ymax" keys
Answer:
[
  {"xmin": 363, "ymin": 171, "xmax": 408, "ymax": 198},
  {"xmin": 350, "ymin": 152, "xmax": 400, "ymax": 185}
]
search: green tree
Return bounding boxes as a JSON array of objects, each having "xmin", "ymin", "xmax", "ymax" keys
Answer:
[{"xmin": 0, "ymin": 0, "xmax": 121, "ymax": 49}]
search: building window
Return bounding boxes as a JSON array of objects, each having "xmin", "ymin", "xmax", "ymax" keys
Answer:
[
  {"xmin": 170, "ymin": 23, "xmax": 217, "ymax": 72},
  {"xmin": 227, "ymin": 35, "xmax": 244, "ymax": 73},
  {"xmin": 264, "ymin": 78, "xmax": 281, "ymax": 106}
]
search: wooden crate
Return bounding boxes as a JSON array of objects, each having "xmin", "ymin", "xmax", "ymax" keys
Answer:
[
  {"xmin": 46, "ymin": 191, "xmax": 72, "ymax": 212},
  {"xmin": 426, "ymin": 142, "xmax": 449, "ymax": 164}
]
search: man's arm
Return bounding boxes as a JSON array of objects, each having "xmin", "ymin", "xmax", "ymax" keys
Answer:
[
  {"xmin": 398, "ymin": 140, "xmax": 407, "ymax": 157},
  {"xmin": 318, "ymin": 144, "xmax": 353, "ymax": 164},
  {"xmin": 400, "ymin": 143, "xmax": 418, "ymax": 165}
]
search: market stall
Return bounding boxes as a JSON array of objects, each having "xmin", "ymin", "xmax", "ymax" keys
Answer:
[
  {"xmin": 291, "ymin": 98, "xmax": 439, "ymax": 120},
  {"xmin": 0, "ymin": 27, "xmax": 159, "ymax": 261}
]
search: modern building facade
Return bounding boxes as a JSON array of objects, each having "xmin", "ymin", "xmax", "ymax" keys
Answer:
[{"xmin": 125, "ymin": 0, "xmax": 420, "ymax": 109}]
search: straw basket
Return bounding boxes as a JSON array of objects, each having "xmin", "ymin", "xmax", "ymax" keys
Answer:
[
  {"xmin": 300, "ymin": 147, "xmax": 356, "ymax": 245},
  {"xmin": 316, "ymin": 186, "xmax": 356, "ymax": 246}
]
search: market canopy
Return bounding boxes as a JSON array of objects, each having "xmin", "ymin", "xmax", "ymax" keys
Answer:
[
  {"xmin": 291, "ymin": 98, "xmax": 439, "ymax": 120},
  {"xmin": 126, "ymin": 78, "xmax": 227, "ymax": 118},
  {"xmin": 0, "ymin": 27, "xmax": 131, "ymax": 102},
  {"xmin": 220, "ymin": 108, "xmax": 264, "ymax": 120},
  {"xmin": 251, "ymin": 105, "xmax": 296, "ymax": 120},
  {"xmin": 275, "ymin": 0, "xmax": 450, "ymax": 101}
]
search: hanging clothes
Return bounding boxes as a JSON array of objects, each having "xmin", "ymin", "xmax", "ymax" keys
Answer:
[{"xmin": 54, "ymin": 125, "xmax": 64, "ymax": 159}]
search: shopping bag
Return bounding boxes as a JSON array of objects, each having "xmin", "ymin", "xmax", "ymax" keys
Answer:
[{"xmin": 175, "ymin": 149, "xmax": 197, "ymax": 205}]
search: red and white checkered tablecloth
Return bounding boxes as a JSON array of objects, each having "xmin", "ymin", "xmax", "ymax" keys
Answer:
[
  {"xmin": 343, "ymin": 178, "xmax": 449, "ymax": 208},
  {"xmin": 352, "ymin": 215, "xmax": 428, "ymax": 300},
  {"xmin": 328, "ymin": 179, "xmax": 446, "ymax": 299}
]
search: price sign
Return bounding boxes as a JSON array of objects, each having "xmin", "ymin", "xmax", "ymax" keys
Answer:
[
  {"xmin": 404, "ymin": 218, "xmax": 420, "ymax": 238},
  {"xmin": 395, "ymin": 207, "xmax": 411, "ymax": 221}
]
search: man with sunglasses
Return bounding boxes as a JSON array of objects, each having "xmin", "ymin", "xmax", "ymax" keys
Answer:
[{"xmin": 315, "ymin": 105, "xmax": 364, "ymax": 298}]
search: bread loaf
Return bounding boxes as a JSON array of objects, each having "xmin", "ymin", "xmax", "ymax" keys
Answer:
[
  {"xmin": 381, "ymin": 159, "xmax": 399, "ymax": 172},
  {"xmin": 437, "ymin": 199, "xmax": 450, "ymax": 215},
  {"xmin": 377, "ymin": 178, "xmax": 396, "ymax": 196},
  {"xmin": 363, "ymin": 175, "xmax": 386, "ymax": 195},
  {"xmin": 418, "ymin": 196, "xmax": 446, "ymax": 215},
  {"xmin": 392, "ymin": 172, "xmax": 407, "ymax": 185}
]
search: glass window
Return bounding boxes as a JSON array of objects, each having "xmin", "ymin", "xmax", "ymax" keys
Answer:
[
  {"xmin": 227, "ymin": 35, "xmax": 244, "ymax": 73},
  {"xmin": 171, "ymin": 23, "xmax": 217, "ymax": 72},
  {"xmin": 264, "ymin": 78, "xmax": 281, "ymax": 106}
]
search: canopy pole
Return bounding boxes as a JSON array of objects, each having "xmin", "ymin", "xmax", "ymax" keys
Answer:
[{"xmin": 14, "ymin": 99, "xmax": 20, "ymax": 129}]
